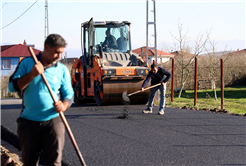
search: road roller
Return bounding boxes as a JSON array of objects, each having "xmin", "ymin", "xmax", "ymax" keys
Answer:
[{"xmin": 71, "ymin": 18, "xmax": 150, "ymax": 105}]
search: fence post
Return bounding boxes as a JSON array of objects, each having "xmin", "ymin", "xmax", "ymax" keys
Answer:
[
  {"xmin": 221, "ymin": 59, "xmax": 224, "ymax": 109},
  {"xmin": 171, "ymin": 58, "xmax": 174, "ymax": 102},
  {"xmin": 194, "ymin": 57, "xmax": 198, "ymax": 106}
]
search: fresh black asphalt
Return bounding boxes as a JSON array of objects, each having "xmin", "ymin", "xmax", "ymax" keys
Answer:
[{"xmin": 1, "ymin": 99, "xmax": 246, "ymax": 166}]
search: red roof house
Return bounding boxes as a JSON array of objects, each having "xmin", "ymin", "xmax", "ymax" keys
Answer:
[
  {"xmin": 1, "ymin": 43, "xmax": 41, "ymax": 76},
  {"xmin": 170, "ymin": 51, "xmax": 203, "ymax": 59},
  {"xmin": 232, "ymin": 49, "xmax": 246, "ymax": 55},
  {"xmin": 132, "ymin": 46, "xmax": 174, "ymax": 64},
  {"xmin": 1, "ymin": 44, "xmax": 41, "ymax": 58}
]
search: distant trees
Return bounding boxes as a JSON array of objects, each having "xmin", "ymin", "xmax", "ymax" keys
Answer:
[{"xmin": 161, "ymin": 21, "xmax": 246, "ymax": 102}]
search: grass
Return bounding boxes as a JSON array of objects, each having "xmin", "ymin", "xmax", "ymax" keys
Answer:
[{"xmin": 165, "ymin": 86, "xmax": 246, "ymax": 115}]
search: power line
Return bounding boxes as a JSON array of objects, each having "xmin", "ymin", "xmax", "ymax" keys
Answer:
[
  {"xmin": 0, "ymin": 0, "xmax": 38, "ymax": 30},
  {"xmin": 0, "ymin": 0, "xmax": 8, "ymax": 12}
]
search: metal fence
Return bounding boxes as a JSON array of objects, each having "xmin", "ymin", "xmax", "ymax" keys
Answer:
[{"xmin": 161, "ymin": 58, "xmax": 246, "ymax": 92}]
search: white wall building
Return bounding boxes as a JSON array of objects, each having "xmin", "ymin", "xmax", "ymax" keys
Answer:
[{"xmin": 132, "ymin": 46, "xmax": 174, "ymax": 65}]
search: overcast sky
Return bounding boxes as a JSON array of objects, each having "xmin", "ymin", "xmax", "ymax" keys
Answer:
[{"xmin": 1, "ymin": 0, "xmax": 245, "ymax": 57}]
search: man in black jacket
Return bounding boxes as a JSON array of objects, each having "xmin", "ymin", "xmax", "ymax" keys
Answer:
[{"xmin": 141, "ymin": 63, "xmax": 172, "ymax": 115}]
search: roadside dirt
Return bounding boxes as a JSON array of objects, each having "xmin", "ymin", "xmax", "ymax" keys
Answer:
[
  {"xmin": 1, "ymin": 98, "xmax": 23, "ymax": 166},
  {"xmin": 180, "ymin": 106, "xmax": 246, "ymax": 117},
  {"xmin": 1, "ymin": 145, "xmax": 22, "ymax": 166}
]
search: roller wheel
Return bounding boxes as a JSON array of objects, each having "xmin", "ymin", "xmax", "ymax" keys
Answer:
[
  {"xmin": 73, "ymin": 87, "xmax": 79, "ymax": 104},
  {"xmin": 73, "ymin": 78, "xmax": 82, "ymax": 104},
  {"xmin": 94, "ymin": 81, "xmax": 103, "ymax": 105}
]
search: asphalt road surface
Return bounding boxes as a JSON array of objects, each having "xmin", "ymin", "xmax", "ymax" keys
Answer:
[{"xmin": 1, "ymin": 98, "xmax": 246, "ymax": 166}]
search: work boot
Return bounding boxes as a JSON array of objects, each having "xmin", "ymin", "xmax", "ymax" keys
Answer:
[
  {"xmin": 142, "ymin": 108, "xmax": 152, "ymax": 114},
  {"xmin": 158, "ymin": 109, "xmax": 165, "ymax": 115}
]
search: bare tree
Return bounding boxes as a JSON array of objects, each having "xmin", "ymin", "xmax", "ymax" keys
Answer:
[
  {"xmin": 203, "ymin": 34, "xmax": 232, "ymax": 100},
  {"xmin": 170, "ymin": 21, "xmax": 208, "ymax": 98}
]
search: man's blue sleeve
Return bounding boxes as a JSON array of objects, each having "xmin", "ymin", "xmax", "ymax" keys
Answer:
[{"xmin": 60, "ymin": 66, "xmax": 74, "ymax": 106}]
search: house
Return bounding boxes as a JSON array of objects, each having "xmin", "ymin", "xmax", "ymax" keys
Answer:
[
  {"xmin": 1, "ymin": 42, "xmax": 41, "ymax": 76},
  {"xmin": 170, "ymin": 51, "xmax": 203, "ymax": 61},
  {"xmin": 132, "ymin": 46, "xmax": 174, "ymax": 64},
  {"xmin": 232, "ymin": 49, "xmax": 246, "ymax": 55}
]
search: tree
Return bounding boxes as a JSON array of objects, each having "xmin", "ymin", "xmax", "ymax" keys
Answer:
[
  {"xmin": 170, "ymin": 21, "xmax": 208, "ymax": 98},
  {"xmin": 203, "ymin": 34, "xmax": 231, "ymax": 100}
]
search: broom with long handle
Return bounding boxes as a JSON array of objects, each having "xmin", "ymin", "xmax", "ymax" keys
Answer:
[{"xmin": 122, "ymin": 83, "xmax": 162, "ymax": 103}]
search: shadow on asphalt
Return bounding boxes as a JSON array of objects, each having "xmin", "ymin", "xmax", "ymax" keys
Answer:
[
  {"xmin": 65, "ymin": 114, "xmax": 117, "ymax": 119},
  {"xmin": 71, "ymin": 103, "xmax": 97, "ymax": 107}
]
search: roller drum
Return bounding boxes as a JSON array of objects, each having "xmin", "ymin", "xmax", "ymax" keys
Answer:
[{"xmin": 94, "ymin": 78, "xmax": 149, "ymax": 105}]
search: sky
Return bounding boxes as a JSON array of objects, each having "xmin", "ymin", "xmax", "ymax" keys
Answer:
[{"xmin": 0, "ymin": 0, "xmax": 245, "ymax": 58}]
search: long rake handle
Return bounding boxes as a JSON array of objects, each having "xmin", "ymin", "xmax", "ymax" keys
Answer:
[
  {"xmin": 28, "ymin": 47, "xmax": 87, "ymax": 166},
  {"xmin": 128, "ymin": 83, "xmax": 162, "ymax": 97}
]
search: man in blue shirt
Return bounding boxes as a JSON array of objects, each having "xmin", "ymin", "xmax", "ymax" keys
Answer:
[
  {"xmin": 141, "ymin": 63, "xmax": 172, "ymax": 115},
  {"xmin": 8, "ymin": 34, "xmax": 74, "ymax": 165}
]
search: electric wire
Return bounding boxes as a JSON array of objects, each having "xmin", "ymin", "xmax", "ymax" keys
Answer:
[
  {"xmin": 0, "ymin": 0, "xmax": 38, "ymax": 30},
  {"xmin": 0, "ymin": 0, "xmax": 8, "ymax": 12}
]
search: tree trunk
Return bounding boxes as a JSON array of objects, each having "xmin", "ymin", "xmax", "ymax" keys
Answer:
[
  {"xmin": 178, "ymin": 83, "xmax": 185, "ymax": 98},
  {"xmin": 212, "ymin": 79, "xmax": 217, "ymax": 100},
  {"xmin": 178, "ymin": 74, "xmax": 184, "ymax": 98}
]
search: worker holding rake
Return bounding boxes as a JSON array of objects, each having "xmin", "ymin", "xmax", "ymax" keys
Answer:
[
  {"xmin": 8, "ymin": 34, "xmax": 74, "ymax": 166},
  {"xmin": 142, "ymin": 63, "xmax": 172, "ymax": 115}
]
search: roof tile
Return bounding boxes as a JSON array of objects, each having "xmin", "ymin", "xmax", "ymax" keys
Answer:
[
  {"xmin": 1, "ymin": 44, "xmax": 41, "ymax": 57},
  {"xmin": 132, "ymin": 46, "xmax": 173, "ymax": 57}
]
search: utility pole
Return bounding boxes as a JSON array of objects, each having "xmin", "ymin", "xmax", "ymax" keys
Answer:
[
  {"xmin": 45, "ymin": 0, "xmax": 49, "ymax": 39},
  {"xmin": 147, "ymin": 0, "xmax": 158, "ymax": 103},
  {"xmin": 146, "ymin": 0, "xmax": 157, "ymax": 65}
]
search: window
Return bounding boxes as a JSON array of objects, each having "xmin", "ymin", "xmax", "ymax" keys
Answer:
[
  {"xmin": 94, "ymin": 24, "xmax": 130, "ymax": 53},
  {"xmin": 2, "ymin": 59, "xmax": 10, "ymax": 69}
]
